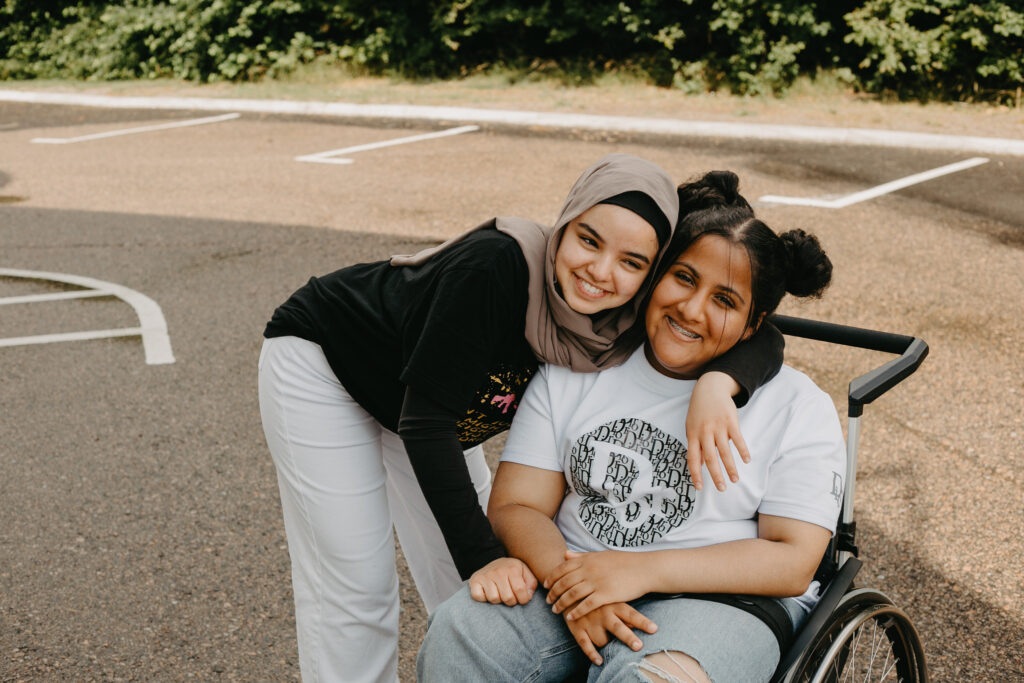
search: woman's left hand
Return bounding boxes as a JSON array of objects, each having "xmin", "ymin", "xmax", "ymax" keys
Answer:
[
  {"xmin": 544, "ymin": 550, "xmax": 646, "ymax": 619},
  {"xmin": 468, "ymin": 557, "xmax": 538, "ymax": 605}
]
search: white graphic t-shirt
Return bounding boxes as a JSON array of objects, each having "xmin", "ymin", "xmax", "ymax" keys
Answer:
[{"xmin": 502, "ymin": 346, "xmax": 846, "ymax": 559}]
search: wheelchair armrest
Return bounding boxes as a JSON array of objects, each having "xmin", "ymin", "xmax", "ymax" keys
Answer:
[{"xmin": 770, "ymin": 556, "xmax": 862, "ymax": 683}]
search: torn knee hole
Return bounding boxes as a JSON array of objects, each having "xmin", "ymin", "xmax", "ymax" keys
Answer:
[{"xmin": 636, "ymin": 650, "xmax": 711, "ymax": 683}]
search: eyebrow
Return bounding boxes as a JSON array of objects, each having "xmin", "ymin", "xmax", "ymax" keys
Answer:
[
  {"xmin": 675, "ymin": 261, "xmax": 747, "ymax": 304},
  {"xmin": 579, "ymin": 223, "xmax": 653, "ymax": 265}
]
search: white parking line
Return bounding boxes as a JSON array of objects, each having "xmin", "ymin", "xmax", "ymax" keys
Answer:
[
  {"xmin": 296, "ymin": 125, "xmax": 480, "ymax": 165},
  {"xmin": 759, "ymin": 157, "xmax": 990, "ymax": 209},
  {"xmin": 0, "ymin": 268, "xmax": 174, "ymax": 365},
  {"xmin": 30, "ymin": 112, "xmax": 240, "ymax": 144},
  {"xmin": 0, "ymin": 327, "xmax": 145, "ymax": 347},
  {"xmin": 0, "ymin": 289, "xmax": 110, "ymax": 305}
]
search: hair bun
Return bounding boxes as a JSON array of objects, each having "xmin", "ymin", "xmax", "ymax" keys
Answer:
[
  {"xmin": 779, "ymin": 229, "xmax": 832, "ymax": 297},
  {"xmin": 677, "ymin": 170, "xmax": 752, "ymax": 215}
]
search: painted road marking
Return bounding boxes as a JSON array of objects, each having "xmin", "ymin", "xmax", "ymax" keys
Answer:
[
  {"xmin": 759, "ymin": 157, "xmax": 990, "ymax": 209},
  {"xmin": 0, "ymin": 289, "xmax": 110, "ymax": 305},
  {"xmin": 295, "ymin": 125, "xmax": 480, "ymax": 165},
  {"xmin": 0, "ymin": 268, "xmax": 174, "ymax": 365},
  {"xmin": 4, "ymin": 89, "xmax": 1024, "ymax": 157},
  {"xmin": 30, "ymin": 112, "xmax": 240, "ymax": 144}
]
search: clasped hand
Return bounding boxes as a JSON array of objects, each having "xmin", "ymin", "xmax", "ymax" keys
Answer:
[
  {"xmin": 562, "ymin": 600, "xmax": 657, "ymax": 666},
  {"xmin": 468, "ymin": 557, "xmax": 537, "ymax": 605},
  {"xmin": 543, "ymin": 549, "xmax": 648, "ymax": 621}
]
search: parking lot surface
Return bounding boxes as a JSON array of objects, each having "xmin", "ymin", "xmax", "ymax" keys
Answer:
[{"xmin": 2, "ymin": 97, "xmax": 1022, "ymax": 680}]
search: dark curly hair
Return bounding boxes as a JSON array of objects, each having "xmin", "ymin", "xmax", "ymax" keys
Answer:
[{"xmin": 655, "ymin": 170, "xmax": 832, "ymax": 329}]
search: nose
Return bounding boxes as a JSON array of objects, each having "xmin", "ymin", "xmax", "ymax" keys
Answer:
[
  {"xmin": 585, "ymin": 254, "xmax": 614, "ymax": 283},
  {"xmin": 677, "ymin": 290, "xmax": 705, "ymax": 322}
]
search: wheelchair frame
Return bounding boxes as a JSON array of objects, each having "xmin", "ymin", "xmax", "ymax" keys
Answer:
[{"xmin": 768, "ymin": 315, "xmax": 930, "ymax": 683}]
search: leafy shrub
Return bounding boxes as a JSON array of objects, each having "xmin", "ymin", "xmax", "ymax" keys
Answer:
[
  {"xmin": 845, "ymin": 0, "xmax": 1024, "ymax": 101},
  {"xmin": 0, "ymin": 0, "xmax": 1020, "ymax": 102}
]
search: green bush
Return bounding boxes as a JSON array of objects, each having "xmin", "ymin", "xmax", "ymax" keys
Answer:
[
  {"xmin": 1, "ymin": 0, "xmax": 1020, "ymax": 102},
  {"xmin": 844, "ymin": 0, "xmax": 1024, "ymax": 101}
]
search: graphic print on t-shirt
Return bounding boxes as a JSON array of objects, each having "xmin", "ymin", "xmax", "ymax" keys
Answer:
[
  {"xmin": 456, "ymin": 363, "xmax": 536, "ymax": 447},
  {"xmin": 571, "ymin": 418, "xmax": 695, "ymax": 547}
]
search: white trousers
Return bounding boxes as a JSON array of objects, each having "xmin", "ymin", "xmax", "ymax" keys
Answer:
[{"xmin": 258, "ymin": 336, "xmax": 492, "ymax": 683}]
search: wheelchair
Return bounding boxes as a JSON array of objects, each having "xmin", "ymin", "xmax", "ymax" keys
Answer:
[{"xmin": 768, "ymin": 314, "xmax": 930, "ymax": 683}]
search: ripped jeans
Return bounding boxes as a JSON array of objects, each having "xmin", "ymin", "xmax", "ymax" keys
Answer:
[{"xmin": 417, "ymin": 586, "xmax": 784, "ymax": 682}]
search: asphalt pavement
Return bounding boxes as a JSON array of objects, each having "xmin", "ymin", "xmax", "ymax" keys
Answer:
[{"xmin": 1, "ymin": 98, "xmax": 1022, "ymax": 681}]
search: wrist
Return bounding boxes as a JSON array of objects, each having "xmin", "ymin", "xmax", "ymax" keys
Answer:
[
  {"xmin": 644, "ymin": 550, "xmax": 681, "ymax": 594},
  {"xmin": 697, "ymin": 371, "xmax": 741, "ymax": 398},
  {"xmin": 621, "ymin": 551, "xmax": 654, "ymax": 595}
]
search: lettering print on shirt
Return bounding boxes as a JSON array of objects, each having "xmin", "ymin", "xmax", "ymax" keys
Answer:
[{"xmin": 571, "ymin": 418, "xmax": 695, "ymax": 547}]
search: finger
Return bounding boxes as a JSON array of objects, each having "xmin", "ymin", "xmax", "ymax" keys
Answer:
[
  {"xmin": 483, "ymin": 581, "xmax": 503, "ymax": 605},
  {"xmin": 607, "ymin": 617, "xmax": 644, "ymax": 651},
  {"xmin": 512, "ymin": 582, "xmax": 534, "ymax": 605},
  {"xmin": 497, "ymin": 577, "xmax": 518, "ymax": 607},
  {"xmin": 702, "ymin": 438, "xmax": 727, "ymax": 491},
  {"xmin": 469, "ymin": 579, "xmax": 487, "ymax": 603},
  {"xmin": 731, "ymin": 423, "xmax": 751, "ymax": 464},
  {"xmin": 510, "ymin": 573, "xmax": 535, "ymax": 605},
  {"xmin": 573, "ymin": 630, "xmax": 603, "ymax": 666},
  {"xmin": 565, "ymin": 594, "xmax": 601, "ymax": 621},
  {"xmin": 618, "ymin": 605, "xmax": 659, "ymax": 634},
  {"xmin": 546, "ymin": 572, "xmax": 578, "ymax": 603},
  {"xmin": 686, "ymin": 439, "xmax": 704, "ymax": 491},
  {"xmin": 553, "ymin": 584, "xmax": 590, "ymax": 614},
  {"xmin": 543, "ymin": 559, "xmax": 579, "ymax": 589},
  {"xmin": 522, "ymin": 566, "xmax": 539, "ymax": 593},
  {"xmin": 715, "ymin": 428, "xmax": 739, "ymax": 484}
]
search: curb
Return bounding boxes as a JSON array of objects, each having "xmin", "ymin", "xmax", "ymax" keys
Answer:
[{"xmin": 3, "ymin": 88, "xmax": 1024, "ymax": 157}]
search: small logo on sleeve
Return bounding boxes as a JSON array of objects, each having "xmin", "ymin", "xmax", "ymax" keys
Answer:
[{"xmin": 830, "ymin": 471, "xmax": 844, "ymax": 507}]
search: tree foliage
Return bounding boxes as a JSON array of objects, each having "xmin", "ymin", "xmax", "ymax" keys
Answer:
[{"xmin": 1, "ymin": 0, "xmax": 1020, "ymax": 102}]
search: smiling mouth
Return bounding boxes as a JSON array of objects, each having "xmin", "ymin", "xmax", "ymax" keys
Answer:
[
  {"xmin": 666, "ymin": 317, "xmax": 701, "ymax": 340},
  {"xmin": 573, "ymin": 274, "xmax": 611, "ymax": 299}
]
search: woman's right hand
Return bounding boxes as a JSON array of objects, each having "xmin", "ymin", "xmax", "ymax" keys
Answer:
[
  {"xmin": 564, "ymin": 602, "xmax": 658, "ymax": 666},
  {"xmin": 468, "ymin": 557, "xmax": 538, "ymax": 606},
  {"xmin": 687, "ymin": 371, "xmax": 750, "ymax": 491}
]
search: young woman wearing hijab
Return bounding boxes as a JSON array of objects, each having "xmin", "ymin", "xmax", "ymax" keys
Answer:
[{"xmin": 257, "ymin": 154, "xmax": 783, "ymax": 682}]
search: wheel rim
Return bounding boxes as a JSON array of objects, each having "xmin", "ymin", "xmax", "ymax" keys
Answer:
[{"xmin": 810, "ymin": 604, "xmax": 919, "ymax": 683}]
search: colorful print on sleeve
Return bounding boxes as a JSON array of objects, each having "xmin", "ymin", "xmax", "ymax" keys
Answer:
[{"xmin": 456, "ymin": 363, "xmax": 536, "ymax": 447}]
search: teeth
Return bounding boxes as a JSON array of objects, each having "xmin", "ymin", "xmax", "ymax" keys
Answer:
[
  {"xmin": 667, "ymin": 318, "xmax": 699, "ymax": 339},
  {"xmin": 576, "ymin": 276, "xmax": 606, "ymax": 297}
]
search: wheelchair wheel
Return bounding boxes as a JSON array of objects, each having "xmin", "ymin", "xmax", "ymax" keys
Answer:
[{"xmin": 785, "ymin": 588, "xmax": 927, "ymax": 683}]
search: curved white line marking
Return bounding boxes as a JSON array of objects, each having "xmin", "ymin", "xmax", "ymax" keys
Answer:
[{"xmin": 0, "ymin": 268, "xmax": 174, "ymax": 365}]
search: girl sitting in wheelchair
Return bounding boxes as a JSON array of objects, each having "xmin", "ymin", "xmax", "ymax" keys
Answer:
[{"xmin": 417, "ymin": 171, "xmax": 844, "ymax": 683}]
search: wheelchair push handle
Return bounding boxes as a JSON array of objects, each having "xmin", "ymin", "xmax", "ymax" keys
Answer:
[{"xmin": 768, "ymin": 315, "xmax": 929, "ymax": 418}]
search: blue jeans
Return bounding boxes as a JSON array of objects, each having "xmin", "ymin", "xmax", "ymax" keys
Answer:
[{"xmin": 418, "ymin": 587, "xmax": 784, "ymax": 682}]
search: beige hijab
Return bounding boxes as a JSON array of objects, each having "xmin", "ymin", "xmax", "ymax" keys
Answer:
[{"xmin": 391, "ymin": 153, "xmax": 679, "ymax": 371}]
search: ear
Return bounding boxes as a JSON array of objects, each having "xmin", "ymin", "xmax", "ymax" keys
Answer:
[{"xmin": 741, "ymin": 312, "xmax": 766, "ymax": 342}]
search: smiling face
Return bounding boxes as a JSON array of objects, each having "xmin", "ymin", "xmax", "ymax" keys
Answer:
[
  {"xmin": 644, "ymin": 235, "xmax": 756, "ymax": 379},
  {"xmin": 554, "ymin": 203, "xmax": 660, "ymax": 315}
]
